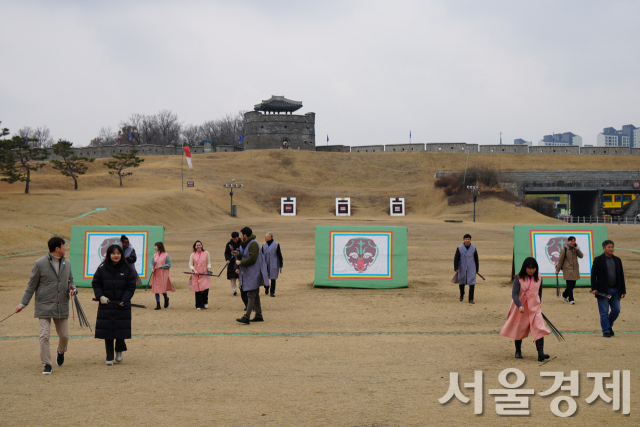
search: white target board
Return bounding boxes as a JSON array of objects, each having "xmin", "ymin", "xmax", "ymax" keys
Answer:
[
  {"xmin": 336, "ymin": 198, "xmax": 351, "ymax": 216},
  {"xmin": 390, "ymin": 198, "xmax": 405, "ymax": 216},
  {"xmin": 281, "ymin": 197, "xmax": 296, "ymax": 216}
]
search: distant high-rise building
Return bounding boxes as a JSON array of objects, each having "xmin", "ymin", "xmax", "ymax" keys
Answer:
[
  {"xmin": 596, "ymin": 125, "xmax": 637, "ymax": 148},
  {"xmin": 538, "ymin": 132, "xmax": 582, "ymax": 146},
  {"xmin": 514, "ymin": 138, "xmax": 532, "ymax": 145}
]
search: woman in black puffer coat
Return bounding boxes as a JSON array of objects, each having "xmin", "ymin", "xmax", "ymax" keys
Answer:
[{"xmin": 92, "ymin": 244, "xmax": 137, "ymax": 365}]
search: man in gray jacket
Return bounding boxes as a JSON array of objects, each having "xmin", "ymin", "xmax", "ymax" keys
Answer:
[
  {"xmin": 235, "ymin": 227, "xmax": 269, "ymax": 324},
  {"xmin": 555, "ymin": 236, "xmax": 583, "ymax": 304},
  {"xmin": 15, "ymin": 237, "xmax": 77, "ymax": 374}
]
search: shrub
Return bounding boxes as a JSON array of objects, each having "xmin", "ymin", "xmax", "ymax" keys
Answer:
[
  {"xmin": 436, "ymin": 164, "xmax": 521, "ymax": 206},
  {"xmin": 462, "ymin": 165, "xmax": 500, "ymax": 187},
  {"xmin": 434, "ymin": 175, "xmax": 457, "ymax": 188}
]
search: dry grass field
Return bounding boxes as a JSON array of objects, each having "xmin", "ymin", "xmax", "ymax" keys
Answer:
[{"xmin": 1, "ymin": 150, "xmax": 639, "ymax": 426}]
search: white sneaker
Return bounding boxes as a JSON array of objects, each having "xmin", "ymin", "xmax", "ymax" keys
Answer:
[
  {"xmin": 562, "ymin": 297, "xmax": 568, "ymax": 302},
  {"xmin": 106, "ymin": 360, "xmax": 114, "ymax": 366},
  {"xmin": 196, "ymin": 308, "xmax": 201, "ymax": 310},
  {"xmin": 115, "ymin": 352, "xmax": 123, "ymax": 363},
  {"xmin": 569, "ymin": 301, "xmax": 575, "ymax": 305},
  {"xmin": 204, "ymin": 304, "xmax": 208, "ymax": 309}
]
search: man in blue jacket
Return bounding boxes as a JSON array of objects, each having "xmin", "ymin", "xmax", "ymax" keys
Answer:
[{"xmin": 591, "ymin": 240, "xmax": 626, "ymax": 337}]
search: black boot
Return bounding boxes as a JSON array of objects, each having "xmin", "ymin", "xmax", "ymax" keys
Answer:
[
  {"xmin": 515, "ymin": 340, "xmax": 522, "ymax": 359},
  {"xmin": 154, "ymin": 301, "xmax": 161, "ymax": 310},
  {"xmin": 535, "ymin": 337, "xmax": 549, "ymax": 361},
  {"xmin": 164, "ymin": 296, "xmax": 169, "ymax": 308}
]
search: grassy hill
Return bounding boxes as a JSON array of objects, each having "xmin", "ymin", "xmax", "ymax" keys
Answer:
[{"xmin": 1, "ymin": 150, "xmax": 638, "ymax": 255}]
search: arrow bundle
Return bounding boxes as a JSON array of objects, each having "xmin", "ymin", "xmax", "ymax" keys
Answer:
[
  {"xmin": 71, "ymin": 294, "xmax": 92, "ymax": 332},
  {"xmin": 542, "ymin": 312, "xmax": 564, "ymax": 342}
]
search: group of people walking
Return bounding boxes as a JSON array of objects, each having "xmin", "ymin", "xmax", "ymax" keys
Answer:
[
  {"xmin": 14, "ymin": 228, "xmax": 284, "ymax": 373},
  {"xmin": 453, "ymin": 233, "xmax": 628, "ymax": 362},
  {"xmin": 13, "ymin": 230, "xmax": 627, "ymax": 373}
]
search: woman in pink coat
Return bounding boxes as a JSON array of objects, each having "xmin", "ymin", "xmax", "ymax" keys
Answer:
[
  {"xmin": 500, "ymin": 257, "xmax": 551, "ymax": 361},
  {"xmin": 150, "ymin": 242, "xmax": 175, "ymax": 310},
  {"xmin": 188, "ymin": 240, "xmax": 212, "ymax": 310}
]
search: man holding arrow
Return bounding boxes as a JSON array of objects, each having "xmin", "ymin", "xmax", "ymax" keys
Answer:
[
  {"xmin": 235, "ymin": 227, "xmax": 269, "ymax": 324},
  {"xmin": 454, "ymin": 234, "xmax": 480, "ymax": 304},
  {"xmin": 15, "ymin": 237, "xmax": 77, "ymax": 375},
  {"xmin": 555, "ymin": 236, "xmax": 583, "ymax": 305}
]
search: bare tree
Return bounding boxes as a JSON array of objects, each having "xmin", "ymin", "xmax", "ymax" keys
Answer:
[
  {"xmin": 16, "ymin": 126, "xmax": 54, "ymax": 147},
  {"xmin": 116, "ymin": 125, "xmax": 140, "ymax": 146},
  {"xmin": 182, "ymin": 124, "xmax": 202, "ymax": 146},
  {"xmin": 97, "ymin": 126, "xmax": 117, "ymax": 145},
  {"xmin": 155, "ymin": 110, "xmax": 181, "ymax": 146},
  {"xmin": 200, "ymin": 120, "xmax": 221, "ymax": 143},
  {"xmin": 123, "ymin": 113, "xmax": 157, "ymax": 145},
  {"xmin": 198, "ymin": 111, "xmax": 245, "ymax": 148},
  {"xmin": 93, "ymin": 109, "xmax": 245, "ymax": 148}
]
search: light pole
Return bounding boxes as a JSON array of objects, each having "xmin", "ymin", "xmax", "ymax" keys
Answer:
[
  {"xmin": 223, "ymin": 179, "xmax": 243, "ymax": 217},
  {"xmin": 467, "ymin": 185, "xmax": 480, "ymax": 222}
]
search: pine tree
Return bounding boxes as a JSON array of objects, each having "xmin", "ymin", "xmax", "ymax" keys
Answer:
[
  {"xmin": 0, "ymin": 135, "xmax": 48, "ymax": 194},
  {"xmin": 104, "ymin": 149, "xmax": 144, "ymax": 187},
  {"xmin": 51, "ymin": 139, "xmax": 95, "ymax": 190}
]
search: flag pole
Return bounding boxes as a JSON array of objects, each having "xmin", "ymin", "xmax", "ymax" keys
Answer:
[{"xmin": 181, "ymin": 141, "xmax": 184, "ymax": 190}]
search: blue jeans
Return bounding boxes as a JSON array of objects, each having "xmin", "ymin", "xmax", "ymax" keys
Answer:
[{"xmin": 597, "ymin": 287, "xmax": 621, "ymax": 333}]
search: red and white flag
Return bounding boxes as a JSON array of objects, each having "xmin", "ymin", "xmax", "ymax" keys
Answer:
[{"xmin": 184, "ymin": 146, "xmax": 193, "ymax": 168}]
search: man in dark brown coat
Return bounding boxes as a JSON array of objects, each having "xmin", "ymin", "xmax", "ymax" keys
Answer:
[{"xmin": 555, "ymin": 236, "xmax": 583, "ymax": 304}]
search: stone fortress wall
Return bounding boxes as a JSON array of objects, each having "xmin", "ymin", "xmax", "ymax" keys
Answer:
[
  {"xmin": 38, "ymin": 141, "xmax": 640, "ymax": 161},
  {"xmin": 40, "ymin": 144, "xmax": 206, "ymax": 161},
  {"xmin": 322, "ymin": 142, "xmax": 640, "ymax": 156},
  {"xmin": 242, "ymin": 111, "xmax": 316, "ymax": 151}
]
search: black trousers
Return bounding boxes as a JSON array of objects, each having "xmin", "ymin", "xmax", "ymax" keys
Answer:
[
  {"xmin": 105, "ymin": 338, "xmax": 127, "ymax": 361},
  {"xmin": 562, "ymin": 280, "xmax": 576, "ymax": 302},
  {"xmin": 459, "ymin": 284, "xmax": 475, "ymax": 301},
  {"xmin": 268, "ymin": 279, "xmax": 276, "ymax": 295},
  {"xmin": 195, "ymin": 289, "xmax": 209, "ymax": 308},
  {"xmin": 240, "ymin": 288, "xmax": 248, "ymax": 309}
]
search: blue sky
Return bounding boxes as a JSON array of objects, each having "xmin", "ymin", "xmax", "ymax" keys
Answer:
[{"xmin": 1, "ymin": 0, "xmax": 639, "ymax": 147}]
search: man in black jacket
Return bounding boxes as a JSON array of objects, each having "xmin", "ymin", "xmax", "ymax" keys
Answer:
[{"xmin": 591, "ymin": 240, "xmax": 626, "ymax": 338}]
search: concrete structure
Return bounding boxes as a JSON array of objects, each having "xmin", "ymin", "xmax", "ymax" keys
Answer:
[
  {"xmin": 242, "ymin": 96, "xmax": 315, "ymax": 151},
  {"xmin": 436, "ymin": 169, "xmax": 640, "ymax": 217},
  {"xmin": 529, "ymin": 146, "xmax": 580, "ymax": 155},
  {"xmin": 479, "ymin": 145, "xmax": 529, "ymax": 154},
  {"xmin": 580, "ymin": 147, "xmax": 640, "ymax": 156},
  {"xmin": 596, "ymin": 125, "xmax": 637, "ymax": 148},
  {"xmin": 351, "ymin": 145, "xmax": 384, "ymax": 153},
  {"xmin": 41, "ymin": 144, "xmax": 204, "ymax": 161},
  {"xmin": 215, "ymin": 145, "xmax": 235, "ymax": 152},
  {"xmin": 280, "ymin": 197, "xmax": 296, "ymax": 216},
  {"xmin": 336, "ymin": 198, "xmax": 351, "ymax": 216},
  {"xmin": 538, "ymin": 132, "xmax": 582, "ymax": 146},
  {"xmin": 425, "ymin": 143, "xmax": 477, "ymax": 153},
  {"xmin": 203, "ymin": 142, "xmax": 212, "ymax": 153},
  {"xmin": 384, "ymin": 144, "xmax": 425, "ymax": 152},
  {"xmin": 316, "ymin": 145, "xmax": 351, "ymax": 153},
  {"xmin": 32, "ymin": 141, "xmax": 640, "ymax": 163},
  {"xmin": 514, "ymin": 138, "xmax": 532, "ymax": 145}
]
